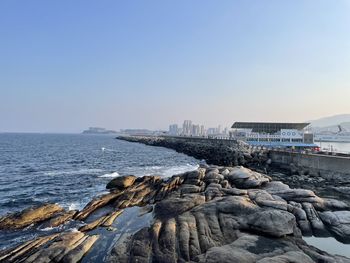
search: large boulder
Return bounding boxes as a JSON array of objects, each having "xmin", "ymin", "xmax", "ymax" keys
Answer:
[
  {"xmin": 196, "ymin": 234, "xmax": 314, "ymax": 263},
  {"xmin": 248, "ymin": 190, "xmax": 288, "ymax": 211},
  {"xmin": 319, "ymin": 211, "xmax": 350, "ymax": 242},
  {"xmin": 183, "ymin": 169, "xmax": 205, "ymax": 185},
  {"xmin": 106, "ymin": 175, "xmax": 136, "ymax": 189},
  {"xmin": 154, "ymin": 194, "xmax": 205, "ymax": 219},
  {"xmin": 245, "ymin": 209, "xmax": 296, "ymax": 237},
  {"xmin": 226, "ymin": 167, "xmax": 269, "ymax": 189}
]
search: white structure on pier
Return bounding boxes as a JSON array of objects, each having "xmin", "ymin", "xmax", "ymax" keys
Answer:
[{"xmin": 230, "ymin": 122, "xmax": 316, "ymax": 148}]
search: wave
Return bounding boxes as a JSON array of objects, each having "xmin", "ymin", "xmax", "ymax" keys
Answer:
[
  {"xmin": 144, "ymin": 166, "xmax": 163, "ymax": 170},
  {"xmin": 98, "ymin": 171, "xmax": 120, "ymax": 178},
  {"xmin": 44, "ymin": 168, "xmax": 103, "ymax": 176},
  {"xmin": 40, "ymin": 226, "xmax": 55, "ymax": 231},
  {"xmin": 140, "ymin": 163, "xmax": 199, "ymax": 177},
  {"xmin": 101, "ymin": 147, "xmax": 118, "ymax": 152},
  {"xmin": 68, "ymin": 202, "xmax": 79, "ymax": 211},
  {"xmin": 162, "ymin": 164, "xmax": 199, "ymax": 177}
]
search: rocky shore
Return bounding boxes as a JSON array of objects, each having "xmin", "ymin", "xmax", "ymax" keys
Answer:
[
  {"xmin": 1, "ymin": 164, "xmax": 350, "ymax": 262},
  {"xmin": 1, "ymin": 136, "xmax": 350, "ymax": 262},
  {"xmin": 118, "ymin": 136, "xmax": 350, "ymax": 202}
]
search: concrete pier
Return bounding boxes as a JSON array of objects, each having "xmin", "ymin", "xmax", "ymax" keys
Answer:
[{"xmin": 269, "ymin": 150, "xmax": 350, "ymax": 182}]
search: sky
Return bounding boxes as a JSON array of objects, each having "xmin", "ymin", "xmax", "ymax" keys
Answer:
[{"xmin": 0, "ymin": 0, "xmax": 349, "ymax": 133}]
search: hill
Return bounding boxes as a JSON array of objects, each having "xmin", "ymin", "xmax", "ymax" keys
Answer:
[{"xmin": 309, "ymin": 114, "xmax": 350, "ymax": 128}]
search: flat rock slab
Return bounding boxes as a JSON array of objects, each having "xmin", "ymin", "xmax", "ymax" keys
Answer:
[{"xmin": 0, "ymin": 204, "xmax": 64, "ymax": 230}]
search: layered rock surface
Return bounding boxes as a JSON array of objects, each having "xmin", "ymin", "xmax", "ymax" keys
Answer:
[{"xmin": 2, "ymin": 166, "xmax": 350, "ymax": 262}]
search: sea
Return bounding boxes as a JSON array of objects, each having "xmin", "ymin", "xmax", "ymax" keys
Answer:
[{"xmin": 0, "ymin": 133, "xmax": 199, "ymax": 217}]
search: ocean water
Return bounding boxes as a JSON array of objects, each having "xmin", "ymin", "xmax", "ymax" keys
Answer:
[{"xmin": 0, "ymin": 133, "xmax": 199, "ymax": 217}]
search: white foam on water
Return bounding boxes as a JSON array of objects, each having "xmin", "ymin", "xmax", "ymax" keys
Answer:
[
  {"xmin": 68, "ymin": 202, "xmax": 79, "ymax": 211},
  {"xmin": 40, "ymin": 226, "xmax": 55, "ymax": 231},
  {"xmin": 144, "ymin": 166, "xmax": 163, "ymax": 170},
  {"xmin": 68, "ymin": 227, "xmax": 79, "ymax": 233},
  {"xmin": 100, "ymin": 147, "xmax": 118, "ymax": 152},
  {"xmin": 98, "ymin": 171, "xmax": 120, "ymax": 178},
  {"xmin": 162, "ymin": 164, "xmax": 199, "ymax": 177},
  {"xmin": 44, "ymin": 168, "xmax": 103, "ymax": 176},
  {"xmin": 140, "ymin": 163, "xmax": 199, "ymax": 177}
]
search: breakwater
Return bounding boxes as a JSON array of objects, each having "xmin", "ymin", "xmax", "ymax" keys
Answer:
[
  {"xmin": 118, "ymin": 135, "xmax": 350, "ymax": 183},
  {"xmin": 117, "ymin": 135, "xmax": 270, "ymax": 169}
]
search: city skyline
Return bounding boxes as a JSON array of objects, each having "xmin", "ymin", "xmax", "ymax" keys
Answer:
[
  {"xmin": 1, "ymin": 1, "xmax": 350, "ymax": 133},
  {"xmin": 169, "ymin": 120, "xmax": 228, "ymax": 137}
]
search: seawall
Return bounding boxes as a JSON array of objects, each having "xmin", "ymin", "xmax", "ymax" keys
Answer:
[{"xmin": 269, "ymin": 150, "xmax": 350, "ymax": 182}]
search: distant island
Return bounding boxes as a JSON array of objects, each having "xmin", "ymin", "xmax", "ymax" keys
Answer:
[{"xmin": 82, "ymin": 127, "xmax": 118, "ymax": 134}]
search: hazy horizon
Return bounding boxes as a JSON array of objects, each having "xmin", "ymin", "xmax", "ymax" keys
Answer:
[{"xmin": 1, "ymin": 1, "xmax": 350, "ymax": 133}]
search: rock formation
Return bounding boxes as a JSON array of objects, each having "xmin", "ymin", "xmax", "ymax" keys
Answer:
[{"xmin": 1, "ymin": 165, "xmax": 350, "ymax": 262}]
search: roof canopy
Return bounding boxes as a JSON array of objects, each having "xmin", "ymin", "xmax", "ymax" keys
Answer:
[{"xmin": 231, "ymin": 122, "xmax": 310, "ymax": 133}]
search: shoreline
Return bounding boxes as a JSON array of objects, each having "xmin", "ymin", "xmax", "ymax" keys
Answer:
[
  {"xmin": 117, "ymin": 135, "xmax": 350, "ymax": 202},
  {"xmin": 1, "ymin": 137, "xmax": 350, "ymax": 262}
]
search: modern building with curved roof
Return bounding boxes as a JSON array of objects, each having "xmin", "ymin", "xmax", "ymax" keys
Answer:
[{"xmin": 230, "ymin": 122, "xmax": 317, "ymax": 148}]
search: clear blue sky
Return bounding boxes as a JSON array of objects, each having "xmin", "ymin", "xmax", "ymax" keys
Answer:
[{"xmin": 1, "ymin": 0, "xmax": 349, "ymax": 132}]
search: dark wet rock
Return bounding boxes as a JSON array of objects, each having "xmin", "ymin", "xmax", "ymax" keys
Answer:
[
  {"xmin": 0, "ymin": 203, "xmax": 64, "ymax": 230},
  {"xmin": 319, "ymin": 211, "xmax": 350, "ymax": 242},
  {"xmin": 106, "ymin": 175, "xmax": 136, "ymax": 189},
  {"xmin": 41, "ymin": 210, "xmax": 77, "ymax": 228},
  {"xmin": 79, "ymin": 215, "xmax": 108, "ymax": 232},
  {"xmin": 138, "ymin": 205, "xmax": 153, "ymax": 217},
  {"xmin": 102, "ymin": 210, "xmax": 124, "ymax": 227},
  {"xmin": 314, "ymin": 198, "xmax": 349, "ymax": 211},
  {"xmin": 288, "ymin": 201, "xmax": 312, "ymax": 235},
  {"xmin": 302, "ymin": 202, "xmax": 329, "ymax": 236},
  {"xmin": 75, "ymin": 192, "xmax": 122, "ymax": 220}
]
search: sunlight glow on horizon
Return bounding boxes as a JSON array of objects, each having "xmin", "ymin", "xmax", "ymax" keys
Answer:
[{"xmin": 0, "ymin": 0, "xmax": 349, "ymax": 132}]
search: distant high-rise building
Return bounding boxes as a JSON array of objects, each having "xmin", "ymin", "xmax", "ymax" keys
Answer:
[
  {"xmin": 170, "ymin": 120, "xmax": 228, "ymax": 137},
  {"xmin": 192, "ymin": 125, "xmax": 200, "ymax": 136},
  {"xmin": 182, "ymin": 120, "xmax": 192, "ymax": 135},
  {"xmin": 207, "ymin": 128, "xmax": 216, "ymax": 135},
  {"xmin": 218, "ymin": 125, "xmax": 222, "ymax": 134},
  {"xmin": 200, "ymin": 125, "xmax": 205, "ymax": 136},
  {"xmin": 169, "ymin": 124, "xmax": 178, "ymax": 135}
]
